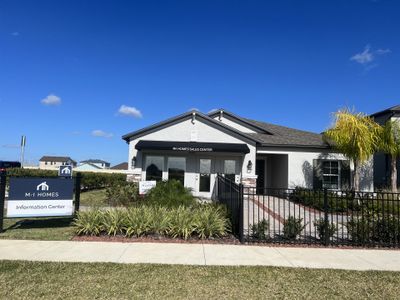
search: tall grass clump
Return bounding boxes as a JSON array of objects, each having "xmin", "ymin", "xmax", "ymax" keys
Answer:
[{"xmin": 73, "ymin": 204, "xmax": 231, "ymax": 240}]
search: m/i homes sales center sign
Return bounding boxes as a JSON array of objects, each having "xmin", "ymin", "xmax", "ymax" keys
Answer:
[{"xmin": 7, "ymin": 178, "xmax": 74, "ymax": 218}]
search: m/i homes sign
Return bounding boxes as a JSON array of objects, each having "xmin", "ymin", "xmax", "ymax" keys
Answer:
[{"xmin": 7, "ymin": 178, "xmax": 74, "ymax": 218}]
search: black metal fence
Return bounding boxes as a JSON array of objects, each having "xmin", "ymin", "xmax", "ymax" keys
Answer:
[
  {"xmin": 217, "ymin": 177, "xmax": 400, "ymax": 247},
  {"xmin": 216, "ymin": 175, "xmax": 243, "ymax": 242}
]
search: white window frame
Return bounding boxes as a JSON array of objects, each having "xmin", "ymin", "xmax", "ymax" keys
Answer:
[{"xmin": 322, "ymin": 160, "xmax": 340, "ymax": 190}]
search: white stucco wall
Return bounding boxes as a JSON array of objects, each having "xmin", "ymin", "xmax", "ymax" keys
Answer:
[
  {"xmin": 211, "ymin": 115, "xmax": 258, "ymax": 133},
  {"xmin": 127, "ymin": 116, "xmax": 258, "ymax": 194},
  {"xmin": 257, "ymin": 147, "xmax": 374, "ymax": 191}
]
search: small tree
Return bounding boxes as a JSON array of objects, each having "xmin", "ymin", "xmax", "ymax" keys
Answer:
[
  {"xmin": 324, "ymin": 109, "xmax": 381, "ymax": 191},
  {"xmin": 378, "ymin": 120, "xmax": 400, "ymax": 192}
]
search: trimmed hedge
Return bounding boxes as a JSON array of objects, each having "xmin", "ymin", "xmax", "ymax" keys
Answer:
[
  {"xmin": 73, "ymin": 204, "xmax": 231, "ymax": 239},
  {"xmin": 347, "ymin": 213, "xmax": 400, "ymax": 245},
  {"xmin": 289, "ymin": 188, "xmax": 359, "ymax": 213},
  {"xmin": 5, "ymin": 168, "xmax": 126, "ymax": 190},
  {"xmin": 290, "ymin": 187, "xmax": 400, "ymax": 215}
]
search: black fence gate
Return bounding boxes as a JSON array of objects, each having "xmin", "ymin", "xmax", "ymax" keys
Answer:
[
  {"xmin": 217, "ymin": 176, "xmax": 400, "ymax": 248},
  {"xmin": 216, "ymin": 175, "xmax": 244, "ymax": 242}
]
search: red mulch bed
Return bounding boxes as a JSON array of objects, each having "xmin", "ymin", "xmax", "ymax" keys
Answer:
[{"xmin": 72, "ymin": 234, "xmax": 241, "ymax": 244}]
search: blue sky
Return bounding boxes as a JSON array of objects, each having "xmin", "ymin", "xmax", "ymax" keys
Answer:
[{"xmin": 0, "ymin": 0, "xmax": 399, "ymax": 165}]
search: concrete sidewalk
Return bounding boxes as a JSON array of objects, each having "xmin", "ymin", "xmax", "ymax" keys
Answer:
[{"xmin": 0, "ymin": 239, "xmax": 399, "ymax": 271}]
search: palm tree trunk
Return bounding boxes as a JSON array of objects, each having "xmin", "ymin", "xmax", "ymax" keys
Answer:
[
  {"xmin": 353, "ymin": 160, "xmax": 360, "ymax": 191},
  {"xmin": 391, "ymin": 155, "xmax": 398, "ymax": 193}
]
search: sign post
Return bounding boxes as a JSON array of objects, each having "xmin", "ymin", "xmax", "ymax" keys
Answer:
[
  {"xmin": 74, "ymin": 172, "xmax": 81, "ymax": 213},
  {"xmin": 0, "ymin": 172, "xmax": 6, "ymax": 232},
  {"xmin": 20, "ymin": 135, "xmax": 26, "ymax": 168}
]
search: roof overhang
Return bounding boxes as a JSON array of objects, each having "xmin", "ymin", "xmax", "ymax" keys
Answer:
[
  {"xmin": 122, "ymin": 110, "xmax": 261, "ymax": 144},
  {"xmin": 135, "ymin": 140, "xmax": 250, "ymax": 154}
]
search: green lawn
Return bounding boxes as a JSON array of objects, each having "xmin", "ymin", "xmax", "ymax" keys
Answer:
[
  {"xmin": 0, "ymin": 261, "xmax": 399, "ymax": 299},
  {"xmin": 0, "ymin": 217, "xmax": 75, "ymax": 240},
  {"xmin": 80, "ymin": 188, "xmax": 108, "ymax": 206}
]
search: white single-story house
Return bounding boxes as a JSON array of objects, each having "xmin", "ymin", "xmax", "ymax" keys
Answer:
[{"xmin": 122, "ymin": 109, "xmax": 373, "ymax": 198}]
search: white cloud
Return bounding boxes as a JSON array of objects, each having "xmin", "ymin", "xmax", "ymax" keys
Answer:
[
  {"xmin": 376, "ymin": 48, "xmax": 391, "ymax": 55},
  {"xmin": 41, "ymin": 94, "xmax": 61, "ymax": 106},
  {"xmin": 118, "ymin": 105, "xmax": 142, "ymax": 118},
  {"xmin": 350, "ymin": 45, "xmax": 392, "ymax": 67},
  {"xmin": 350, "ymin": 45, "xmax": 374, "ymax": 64},
  {"xmin": 91, "ymin": 130, "xmax": 113, "ymax": 138}
]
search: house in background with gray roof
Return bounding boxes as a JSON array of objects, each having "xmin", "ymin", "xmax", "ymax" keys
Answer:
[
  {"xmin": 39, "ymin": 156, "xmax": 77, "ymax": 170},
  {"xmin": 122, "ymin": 109, "xmax": 373, "ymax": 198},
  {"xmin": 75, "ymin": 159, "xmax": 111, "ymax": 172}
]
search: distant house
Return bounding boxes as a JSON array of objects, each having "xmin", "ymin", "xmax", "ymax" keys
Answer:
[
  {"xmin": 74, "ymin": 159, "xmax": 110, "ymax": 172},
  {"xmin": 111, "ymin": 162, "xmax": 128, "ymax": 170},
  {"xmin": 79, "ymin": 159, "xmax": 110, "ymax": 169},
  {"xmin": 39, "ymin": 156, "xmax": 77, "ymax": 170}
]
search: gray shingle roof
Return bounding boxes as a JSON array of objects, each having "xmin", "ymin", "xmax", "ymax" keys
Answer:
[
  {"xmin": 111, "ymin": 162, "xmax": 128, "ymax": 170},
  {"xmin": 81, "ymin": 159, "xmax": 110, "ymax": 164},
  {"xmin": 39, "ymin": 156, "xmax": 76, "ymax": 163},
  {"xmin": 242, "ymin": 118, "xmax": 330, "ymax": 148},
  {"xmin": 370, "ymin": 105, "xmax": 400, "ymax": 118}
]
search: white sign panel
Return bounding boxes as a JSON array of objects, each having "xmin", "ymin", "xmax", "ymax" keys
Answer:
[
  {"xmin": 7, "ymin": 178, "xmax": 74, "ymax": 218},
  {"xmin": 7, "ymin": 200, "xmax": 74, "ymax": 218},
  {"xmin": 139, "ymin": 181, "xmax": 156, "ymax": 195}
]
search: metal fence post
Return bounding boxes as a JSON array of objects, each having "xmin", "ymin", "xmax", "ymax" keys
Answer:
[
  {"xmin": 323, "ymin": 188, "xmax": 329, "ymax": 246},
  {"xmin": 0, "ymin": 172, "xmax": 6, "ymax": 233},
  {"xmin": 239, "ymin": 183, "xmax": 244, "ymax": 243},
  {"xmin": 74, "ymin": 172, "xmax": 82, "ymax": 214}
]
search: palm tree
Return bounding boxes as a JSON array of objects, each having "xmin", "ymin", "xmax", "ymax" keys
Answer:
[
  {"xmin": 378, "ymin": 120, "xmax": 400, "ymax": 192},
  {"xmin": 324, "ymin": 109, "xmax": 381, "ymax": 191}
]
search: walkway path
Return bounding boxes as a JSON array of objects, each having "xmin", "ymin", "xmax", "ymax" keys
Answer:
[{"xmin": 0, "ymin": 239, "xmax": 399, "ymax": 271}]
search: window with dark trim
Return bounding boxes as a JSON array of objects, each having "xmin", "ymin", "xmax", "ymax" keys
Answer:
[
  {"xmin": 145, "ymin": 156, "xmax": 163, "ymax": 181},
  {"xmin": 199, "ymin": 159, "xmax": 211, "ymax": 192},
  {"xmin": 224, "ymin": 159, "xmax": 236, "ymax": 182},
  {"xmin": 168, "ymin": 157, "xmax": 185, "ymax": 185},
  {"xmin": 322, "ymin": 161, "xmax": 339, "ymax": 189}
]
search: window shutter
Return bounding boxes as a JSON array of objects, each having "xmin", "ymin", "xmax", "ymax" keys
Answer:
[
  {"xmin": 340, "ymin": 160, "xmax": 351, "ymax": 190},
  {"xmin": 313, "ymin": 159, "xmax": 323, "ymax": 190}
]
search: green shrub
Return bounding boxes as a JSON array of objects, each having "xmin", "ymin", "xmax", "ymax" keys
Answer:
[
  {"xmin": 289, "ymin": 188, "xmax": 359, "ymax": 213},
  {"xmin": 102, "ymin": 209, "xmax": 126, "ymax": 236},
  {"xmin": 283, "ymin": 217, "xmax": 306, "ymax": 240},
  {"xmin": 250, "ymin": 219, "xmax": 269, "ymax": 240},
  {"xmin": 194, "ymin": 205, "xmax": 230, "ymax": 239},
  {"xmin": 123, "ymin": 207, "xmax": 152, "ymax": 237},
  {"xmin": 168, "ymin": 206, "xmax": 195, "ymax": 239},
  {"xmin": 347, "ymin": 213, "xmax": 400, "ymax": 244},
  {"xmin": 144, "ymin": 180, "xmax": 196, "ymax": 207},
  {"xmin": 314, "ymin": 218, "xmax": 337, "ymax": 242},
  {"xmin": 106, "ymin": 182, "xmax": 140, "ymax": 207},
  {"xmin": 147, "ymin": 207, "xmax": 171, "ymax": 236},
  {"xmin": 73, "ymin": 209, "xmax": 104, "ymax": 236},
  {"xmin": 73, "ymin": 204, "xmax": 231, "ymax": 240}
]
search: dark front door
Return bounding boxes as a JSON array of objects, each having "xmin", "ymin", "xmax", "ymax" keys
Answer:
[{"xmin": 256, "ymin": 159, "xmax": 265, "ymax": 194}]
